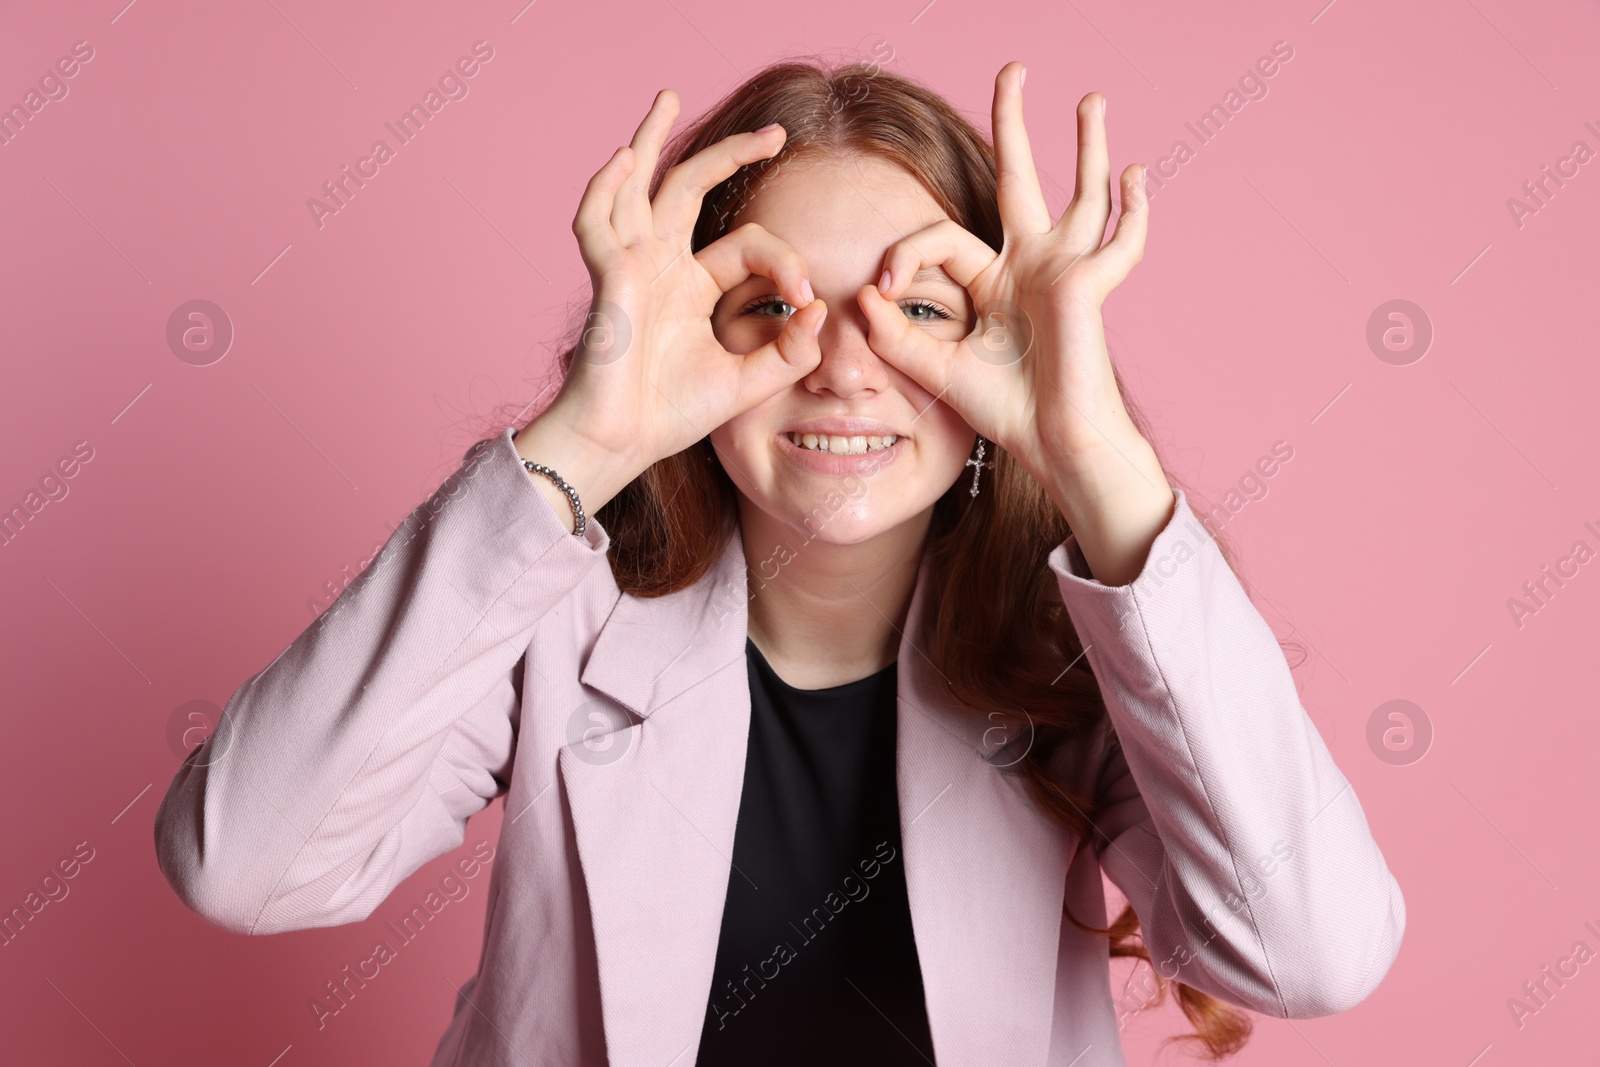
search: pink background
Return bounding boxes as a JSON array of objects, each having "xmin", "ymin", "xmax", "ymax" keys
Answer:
[{"xmin": 2, "ymin": 0, "xmax": 1597, "ymax": 1063}]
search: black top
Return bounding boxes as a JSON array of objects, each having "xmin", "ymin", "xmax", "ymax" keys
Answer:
[{"xmin": 693, "ymin": 638, "xmax": 936, "ymax": 1066}]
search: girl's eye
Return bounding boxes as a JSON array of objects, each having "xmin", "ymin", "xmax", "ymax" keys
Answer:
[
  {"xmin": 899, "ymin": 299, "xmax": 953, "ymax": 322},
  {"xmin": 738, "ymin": 297, "xmax": 955, "ymax": 322},
  {"xmin": 739, "ymin": 297, "xmax": 795, "ymax": 318}
]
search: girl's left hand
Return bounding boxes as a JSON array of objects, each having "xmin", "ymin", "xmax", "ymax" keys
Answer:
[{"xmin": 860, "ymin": 62, "xmax": 1159, "ymax": 507}]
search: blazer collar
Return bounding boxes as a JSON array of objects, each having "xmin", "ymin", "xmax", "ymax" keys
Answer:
[
  {"xmin": 580, "ymin": 522, "xmax": 1016, "ymax": 758},
  {"xmin": 564, "ymin": 518, "xmax": 1074, "ymax": 1065},
  {"xmin": 577, "ymin": 518, "xmax": 752, "ymax": 726}
]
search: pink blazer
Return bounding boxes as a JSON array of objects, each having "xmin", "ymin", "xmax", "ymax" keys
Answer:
[{"xmin": 154, "ymin": 427, "xmax": 1405, "ymax": 1067}]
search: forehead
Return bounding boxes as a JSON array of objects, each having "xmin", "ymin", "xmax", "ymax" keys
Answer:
[{"xmin": 728, "ymin": 153, "xmax": 951, "ymax": 272}]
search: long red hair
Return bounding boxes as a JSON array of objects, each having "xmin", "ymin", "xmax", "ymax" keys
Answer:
[{"xmin": 493, "ymin": 56, "xmax": 1309, "ymax": 1059}]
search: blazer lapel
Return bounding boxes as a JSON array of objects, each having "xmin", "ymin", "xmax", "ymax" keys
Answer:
[
  {"xmin": 562, "ymin": 521, "xmax": 754, "ymax": 1066},
  {"xmin": 565, "ymin": 526, "xmax": 1076, "ymax": 1066},
  {"xmin": 894, "ymin": 549, "xmax": 1078, "ymax": 1065}
]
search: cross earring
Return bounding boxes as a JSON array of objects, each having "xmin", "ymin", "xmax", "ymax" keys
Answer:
[{"xmin": 966, "ymin": 435, "xmax": 994, "ymax": 498}]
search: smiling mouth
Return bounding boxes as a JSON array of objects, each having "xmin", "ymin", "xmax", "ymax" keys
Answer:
[{"xmin": 783, "ymin": 432, "xmax": 900, "ymax": 455}]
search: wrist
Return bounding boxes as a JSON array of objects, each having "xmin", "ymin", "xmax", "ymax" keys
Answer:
[
  {"xmin": 513, "ymin": 402, "xmax": 642, "ymax": 530},
  {"xmin": 1036, "ymin": 432, "xmax": 1175, "ymax": 587},
  {"xmin": 1035, "ymin": 425, "xmax": 1157, "ymax": 513}
]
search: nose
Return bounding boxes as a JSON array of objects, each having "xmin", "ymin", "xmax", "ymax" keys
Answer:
[{"xmin": 804, "ymin": 294, "xmax": 890, "ymax": 400}]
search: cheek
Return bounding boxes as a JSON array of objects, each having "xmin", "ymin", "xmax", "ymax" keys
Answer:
[
  {"xmin": 708, "ymin": 422, "xmax": 744, "ymax": 464},
  {"xmin": 709, "ymin": 409, "xmax": 772, "ymax": 468},
  {"xmin": 918, "ymin": 405, "xmax": 976, "ymax": 470}
]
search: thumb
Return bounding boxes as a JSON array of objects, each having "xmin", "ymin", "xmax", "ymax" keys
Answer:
[
  {"xmin": 733, "ymin": 298, "xmax": 827, "ymax": 413},
  {"xmin": 857, "ymin": 282, "xmax": 954, "ymax": 397}
]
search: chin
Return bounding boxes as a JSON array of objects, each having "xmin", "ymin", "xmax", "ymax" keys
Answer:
[{"xmin": 770, "ymin": 503, "xmax": 898, "ymax": 546}]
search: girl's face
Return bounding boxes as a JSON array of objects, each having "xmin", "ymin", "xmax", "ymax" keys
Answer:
[{"xmin": 709, "ymin": 154, "xmax": 977, "ymax": 546}]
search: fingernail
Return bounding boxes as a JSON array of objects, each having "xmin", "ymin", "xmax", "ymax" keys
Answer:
[
  {"xmin": 878, "ymin": 268, "xmax": 892, "ymax": 293},
  {"xmin": 755, "ymin": 122, "xmax": 781, "ymax": 133},
  {"xmin": 1101, "ymin": 97, "xmax": 1107, "ymax": 118},
  {"xmin": 800, "ymin": 278, "xmax": 815, "ymax": 304},
  {"xmin": 812, "ymin": 306, "xmax": 827, "ymax": 337},
  {"xmin": 1019, "ymin": 66, "xmax": 1027, "ymax": 89}
]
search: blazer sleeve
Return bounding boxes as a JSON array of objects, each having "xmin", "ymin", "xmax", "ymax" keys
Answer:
[
  {"xmin": 153, "ymin": 427, "xmax": 612, "ymax": 935},
  {"xmin": 1048, "ymin": 487, "xmax": 1405, "ymax": 1018}
]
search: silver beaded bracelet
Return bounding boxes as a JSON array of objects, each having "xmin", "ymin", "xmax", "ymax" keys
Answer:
[{"xmin": 521, "ymin": 459, "xmax": 586, "ymax": 537}]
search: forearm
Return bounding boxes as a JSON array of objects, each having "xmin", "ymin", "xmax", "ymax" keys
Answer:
[
  {"xmin": 154, "ymin": 430, "xmax": 609, "ymax": 933},
  {"xmin": 1050, "ymin": 483, "xmax": 1404, "ymax": 1015},
  {"xmin": 1038, "ymin": 426, "xmax": 1175, "ymax": 587}
]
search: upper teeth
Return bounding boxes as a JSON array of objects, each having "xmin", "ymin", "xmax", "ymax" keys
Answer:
[{"xmin": 788, "ymin": 432, "xmax": 898, "ymax": 455}]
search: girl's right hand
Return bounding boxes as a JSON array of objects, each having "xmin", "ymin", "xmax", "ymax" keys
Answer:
[{"xmin": 520, "ymin": 89, "xmax": 827, "ymax": 516}]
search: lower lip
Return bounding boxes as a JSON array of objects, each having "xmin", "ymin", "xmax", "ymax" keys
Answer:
[{"xmin": 777, "ymin": 433, "xmax": 905, "ymax": 475}]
